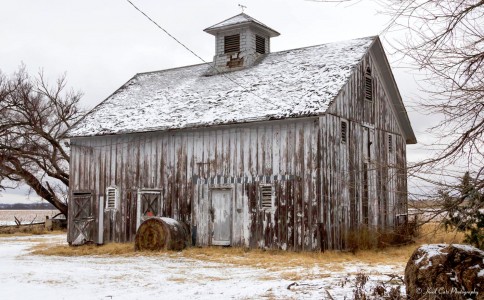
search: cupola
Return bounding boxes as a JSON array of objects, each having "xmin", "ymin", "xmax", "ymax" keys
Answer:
[{"xmin": 204, "ymin": 13, "xmax": 280, "ymax": 74}]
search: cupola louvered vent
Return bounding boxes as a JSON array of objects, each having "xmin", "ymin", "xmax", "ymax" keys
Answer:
[
  {"xmin": 260, "ymin": 185, "xmax": 272, "ymax": 209},
  {"xmin": 224, "ymin": 34, "xmax": 240, "ymax": 53},
  {"xmin": 106, "ymin": 187, "xmax": 117, "ymax": 209},
  {"xmin": 256, "ymin": 35, "xmax": 266, "ymax": 54}
]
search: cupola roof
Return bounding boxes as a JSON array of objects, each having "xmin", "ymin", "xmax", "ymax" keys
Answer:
[{"xmin": 204, "ymin": 13, "xmax": 280, "ymax": 37}]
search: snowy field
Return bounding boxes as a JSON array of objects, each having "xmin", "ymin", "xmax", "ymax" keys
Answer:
[
  {"xmin": 0, "ymin": 210, "xmax": 60, "ymax": 226},
  {"xmin": 0, "ymin": 234, "xmax": 406, "ymax": 299}
]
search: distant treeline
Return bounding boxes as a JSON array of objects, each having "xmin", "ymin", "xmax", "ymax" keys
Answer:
[{"xmin": 0, "ymin": 202, "xmax": 57, "ymax": 210}]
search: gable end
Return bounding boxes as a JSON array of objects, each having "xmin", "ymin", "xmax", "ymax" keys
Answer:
[{"xmin": 369, "ymin": 38, "xmax": 416, "ymax": 144}]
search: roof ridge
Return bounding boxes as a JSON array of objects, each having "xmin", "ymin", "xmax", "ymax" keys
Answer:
[
  {"xmin": 136, "ymin": 62, "xmax": 209, "ymax": 76},
  {"xmin": 136, "ymin": 36, "xmax": 377, "ymax": 76},
  {"xmin": 269, "ymin": 36, "xmax": 378, "ymax": 56}
]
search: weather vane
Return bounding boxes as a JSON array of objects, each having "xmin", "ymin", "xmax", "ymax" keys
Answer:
[{"xmin": 238, "ymin": 4, "xmax": 247, "ymax": 13}]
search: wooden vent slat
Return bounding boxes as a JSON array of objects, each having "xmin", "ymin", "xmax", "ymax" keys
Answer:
[
  {"xmin": 224, "ymin": 34, "xmax": 240, "ymax": 53},
  {"xmin": 260, "ymin": 185, "xmax": 272, "ymax": 209},
  {"xmin": 341, "ymin": 121, "xmax": 347, "ymax": 143},
  {"xmin": 256, "ymin": 35, "xmax": 265, "ymax": 54},
  {"xmin": 107, "ymin": 188, "xmax": 116, "ymax": 209},
  {"xmin": 365, "ymin": 76, "xmax": 373, "ymax": 101}
]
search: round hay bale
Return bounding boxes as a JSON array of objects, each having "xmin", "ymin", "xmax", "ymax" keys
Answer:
[
  {"xmin": 405, "ymin": 244, "xmax": 484, "ymax": 299},
  {"xmin": 135, "ymin": 217, "xmax": 189, "ymax": 251}
]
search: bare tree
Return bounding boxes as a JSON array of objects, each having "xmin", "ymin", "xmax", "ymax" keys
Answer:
[{"xmin": 0, "ymin": 66, "xmax": 83, "ymax": 217}]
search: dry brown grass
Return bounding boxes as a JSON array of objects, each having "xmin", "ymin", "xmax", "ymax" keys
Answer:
[
  {"xmin": 32, "ymin": 242, "xmax": 136, "ymax": 256},
  {"xmin": 31, "ymin": 240, "xmax": 412, "ymax": 270},
  {"xmin": 166, "ymin": 276, "xmax": 187, "ymax": 283},
  {"xmin": 29, "ymin": 221, "xmax": 466, "ymax": 271},
  {"xmin": 177, "ymin": 223, "xmax": 463, "ymax": 269},
  {"xmin": 415, "ymin": 222, "xmax": 465, "ymax": 244},
  {"xmin": 0, "ymin": 224, "xmax": 64, "ymax": 237},
  {"xmin": 258, "ymin": 274, "xmax": 279, "ymax": 281},
  {"xmin": 177, "ymin": 245, "xmax": 413, "ymax": 271}
]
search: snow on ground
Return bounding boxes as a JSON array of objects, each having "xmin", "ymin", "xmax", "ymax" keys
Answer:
[
  {"xmin": 0, "ymin": 234, "xmax": 405, "ymax": 299},
  {"xmin": 0, "ymin": 210, "xmax": 60, "ymax": 226}
]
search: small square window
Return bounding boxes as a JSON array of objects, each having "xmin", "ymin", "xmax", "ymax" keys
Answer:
[
  {"xmin": 140, "ymin": 191, "xmax": 162, "ymax": 217},
  {"xmin": 72, "ymin": 192, "xmax": 92, "ymax": 218}
]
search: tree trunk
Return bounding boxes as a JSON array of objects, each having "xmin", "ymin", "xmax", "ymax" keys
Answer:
[{"xmin": 6, "ymin": 157, "xmax": 68, "ymax": 217}]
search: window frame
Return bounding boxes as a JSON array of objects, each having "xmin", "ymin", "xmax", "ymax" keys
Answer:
[{"xmin": 136, "ymin": 189, "xmax": 163, "ymax": 230}]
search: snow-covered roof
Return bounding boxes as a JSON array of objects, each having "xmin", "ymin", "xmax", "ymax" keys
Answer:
[
  {"xmin": 67, "ymin": 37, "xmax": 376, "ymax": 137},
  {"xmin": 204, "ymin": 13, "xmax": 280, "ymax": 37}
]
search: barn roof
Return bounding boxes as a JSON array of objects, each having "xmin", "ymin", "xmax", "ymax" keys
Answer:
[{"xmin": 67, "ymin": 37, "xmax": 376, "ymax": 138}]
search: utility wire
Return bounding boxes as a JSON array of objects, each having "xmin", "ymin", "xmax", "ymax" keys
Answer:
[
  {"xmin": 125, "ymin": 0, "xmax": 208, "ymax": 64},
  {"xmin": 124, "ymin": 0, "xmax": 268, "ymax": 103}
]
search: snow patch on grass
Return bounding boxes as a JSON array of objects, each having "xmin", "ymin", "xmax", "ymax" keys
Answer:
[{"xmin": 0, "ymin": 234, "xmax": 406, "ymax": 299}]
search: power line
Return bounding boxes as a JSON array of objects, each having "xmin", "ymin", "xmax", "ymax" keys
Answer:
[
  {"xmin": 125, "ymin": 0, "xmax": 208, "ymax": 64},
  {"xmin": 124, "ymin": 0, "xmax": 268, "ymax": 103}
]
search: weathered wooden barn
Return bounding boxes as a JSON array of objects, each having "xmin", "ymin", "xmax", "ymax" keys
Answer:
[{"xmin": 66, "ymin": 13, "xmax": 416, "ymax": 250}]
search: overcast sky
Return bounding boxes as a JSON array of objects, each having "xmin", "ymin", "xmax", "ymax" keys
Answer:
[{"xmin": 1, "ymin": 0, "xmax": 432, "ymax": 203}]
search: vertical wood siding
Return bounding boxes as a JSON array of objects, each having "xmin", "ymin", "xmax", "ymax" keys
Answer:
[{"xmin": 69, "ymin": 117, "xmax": 323, "ymax": 250}]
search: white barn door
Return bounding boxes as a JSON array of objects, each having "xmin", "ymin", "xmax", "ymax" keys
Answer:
[{"xmin": 211, "ymin": 189, "xmax": 232, "ymax": 246}]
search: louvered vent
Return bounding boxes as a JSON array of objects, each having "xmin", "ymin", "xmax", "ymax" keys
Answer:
[
  {"xmin": 388, "ymin": 134, "xmax": 393, "ymax": 152},
  {"xmin": 341, "ymin": 121, "xmax": 347, "ymax": 143},
  {"xmin": 365, "ymin": 76, "xmax": 373, "ymax": 101},
  {"xmin": 260, "ymin": 185, "xmax": 272, "ymax": 209},
  {"xmin": 106, "ymin": 187, "xmax": 116, "ymax": 209},
  {"xmin": 224, "ymin": 34, "xmax": 240, "ymax": 53},
  {"xmin": 256, "ymin": 35, "xmax": 266, "ymax": 54}
]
